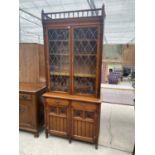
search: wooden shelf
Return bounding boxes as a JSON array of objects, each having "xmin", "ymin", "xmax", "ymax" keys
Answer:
[
  {"xmin": 50, "ymin": 53, "xmax": 69, "ymax": 56},
  {"xmin": 50, "ymin": 72, "xmax": 95, "ymax": 78},
  {"xmin": 49, "ymin": 40, "xmax": 68, "ymax": 42},
  {"xmin": 50, "ymin": 53, "xmax": 96, "ymax": 56},
  {"xmin": 74, "ymin": 73, "xmax": 96, "ymax": 78},
  {"xmin": 74, "ymin": 39, "xmax": 97, "ymax": 42},
  {"xmin": 74, "ymin": 53, "xmax": 96, "ymax": 56},
  {"xmin": 51, "ymin": 72, "xmax": 69, "ymax": 76}
]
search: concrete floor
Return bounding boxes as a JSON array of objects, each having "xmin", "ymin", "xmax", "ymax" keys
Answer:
[
  {"xmin": 19, "ymin": 103, "xmax": 134, "ymax": 155},
  {"xmin": 101, "ymin": 81, "xmax": 135, "ymax": 105},
  {"xmin": 99, "ymin": 103, "xmax": 135, "ymax": 152},
  {"xmin": 101, "ymin": 81, "xmax": 134, "ymax": 90}
]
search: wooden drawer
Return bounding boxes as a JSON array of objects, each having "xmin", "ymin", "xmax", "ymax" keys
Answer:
[
  {"xmin": 72, "ymin": 101, "xmax": 97, "ymax": 111},
  {"xmin": 19, "ymin": 93, "xmax": 32, "ymax": 100},
  {"xmin": 45, "ymin": 98, "xmax": 69, "ymax": 106}
]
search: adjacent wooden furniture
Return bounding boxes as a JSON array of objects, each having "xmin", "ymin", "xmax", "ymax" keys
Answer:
[
  {"xmin": 19, "ymin": 43, "xmax": 46, "ymax": 137},
  {"xmin": 19, "ymin": 43, "xmax": 46, "ymax": 83},
  {"xmin": 42, "ymin": 5, "xmax": 105, "ymax": 148},
  {"xmin": 19, "ymin": 83, "xmax": 46, "ymax": 137},
  {"xmin": 122, "ymin": 44, "xmax": 135, "ymax": 66}
]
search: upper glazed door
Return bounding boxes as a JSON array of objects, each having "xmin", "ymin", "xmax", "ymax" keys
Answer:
[
  {"xmin": 47, "ymin": 28, "xmax": 70, "ymax": 93},
  {"xmin": 73, "ymin": 26, "xmax": 99, "ymax": 96}
]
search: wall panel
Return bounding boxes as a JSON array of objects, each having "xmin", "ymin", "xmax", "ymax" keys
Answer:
[
  {"xmin": 122, "ymin": 44, "xmax": 135, "ymax": 65},
  {"xmin": 19, "ymin": 43, "xmax": 45, "ymax": 83}
]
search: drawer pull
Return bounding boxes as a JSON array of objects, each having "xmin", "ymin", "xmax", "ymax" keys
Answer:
[{"xmin": 45, "ymin": 98, "xmax": 69, "ymax": 106}]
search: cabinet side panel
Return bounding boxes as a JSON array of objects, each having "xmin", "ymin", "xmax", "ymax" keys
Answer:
[
  {"xmin": 19, "ymin": 43, "xmax": 40, "ymax": 83},
  {"xmin": 38, "ymin": 44, "xmax": 46, "ymax": 83}
]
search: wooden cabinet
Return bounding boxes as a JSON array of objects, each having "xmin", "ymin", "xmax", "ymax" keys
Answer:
[
  {"xmin": 19, "ymin": 83, "xmax": 46, "ymax": 137},
  {"xmin": 43, "ymin": 94, "xmax": 101, "ymax": 147},
  {"xmin": 45, "ymin": 98, "xmax": 69, "ymax": 137},
  {"xmin": 42, "ymin": 6, "xmax": 105, "ymax": 149}
]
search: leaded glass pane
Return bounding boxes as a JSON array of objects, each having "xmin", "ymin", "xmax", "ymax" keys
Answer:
[
  {"xmin": 74, "ymin": 27, "xmax": 97, "ymax": 95},
  {"xmin": 48, "ymin": 29, "xmax": 70, "ymax": 92}
]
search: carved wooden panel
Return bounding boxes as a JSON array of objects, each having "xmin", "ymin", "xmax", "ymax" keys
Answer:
[
  {"xmin": 48, "ymin": 104, "xmax": 68, "ymax": 136},
  {"xmin": 74, "ymin": 109, "xmax": 83, "ymax": 118},
  {"xmin": 85, "ymin": 111, "xmax": 95, "ymax": 120},
  {"xmin": 19, "ymin": 85, "xmax": 46, "ymax": 137},
  {"xmin": 71, "ymin": 102, "xmax": 96, "ymax": 142},
  {"xmin": 50, "ymin": 106, "xmax": 57, "ymax": 114},
  {"xmin": 73, "ymin": 120, "xmax": 94, "ymax": 141},
  {"xmin": 19, "ymin": 100, "xmax": 33, "ymax": 128},
  {"xmin": 49, "ymin": 115, "xmax": 67, "ymax": 134}
]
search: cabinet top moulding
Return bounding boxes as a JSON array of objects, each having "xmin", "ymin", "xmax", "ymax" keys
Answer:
[{"xmin": 41, "ymin": 5, "xmax": 106, "ymax": 23}]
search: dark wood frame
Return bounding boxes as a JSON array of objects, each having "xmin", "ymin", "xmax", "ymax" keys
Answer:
[{"xmin": 42, "ymin": 5, "xmax": 105, "ymax": 149}]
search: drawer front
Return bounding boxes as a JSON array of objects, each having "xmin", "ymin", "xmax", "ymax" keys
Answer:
[
  {"xmin": 19, "ymin": 93, "xmax": 32, "ymax": 100},
  {"xmin": 72, "ymin": 101, "xmax": 97, "ymax": 111},
  {"xmin": 45, "ymin": 98, "xmax": 69, "ymax": 106}
]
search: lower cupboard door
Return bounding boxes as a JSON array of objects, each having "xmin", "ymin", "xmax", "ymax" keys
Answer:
[
  {"xmin": 48, "ymin": 106, "xmax": 68, "ymax": 137},
  {"xmin": 72, "ymin": 119, "xmax": 95, "ymax": 142},
  {"xmin": 19, "ymin": 100, "xmax": 34, "ymax": 128}
]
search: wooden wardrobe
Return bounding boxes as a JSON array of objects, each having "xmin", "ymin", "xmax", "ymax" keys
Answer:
[{"xmin": 42, "ymin": 5, "xmax": 105, "ymax": 148}]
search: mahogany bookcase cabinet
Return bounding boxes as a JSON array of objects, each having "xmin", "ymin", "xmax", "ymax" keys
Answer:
[{"xmin": 42, "ymin": 5, "xmax": 105, "ymax": 149}]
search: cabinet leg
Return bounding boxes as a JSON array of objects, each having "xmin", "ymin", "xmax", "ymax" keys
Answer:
[
  {"xmin": 132, "ymin": 144, "xmax": 135, "ymax": 155},
  {"xmin": 95, "ymin": 143, "xmax": 98, "ymax": 149},
  {"xmin": 95, "ymin": 138, "xmax": 99, "ymax": 149},
  {"xmin": 34, "ymin": 132, "xmax": 39, "ymax": 138},
  {"xmin": 45, "ymin": 129, "xmax": 48, "ymax": 138},
  {"xmin": 69, "ymin": 138, "xmax": 72, "ymax": 144}
]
